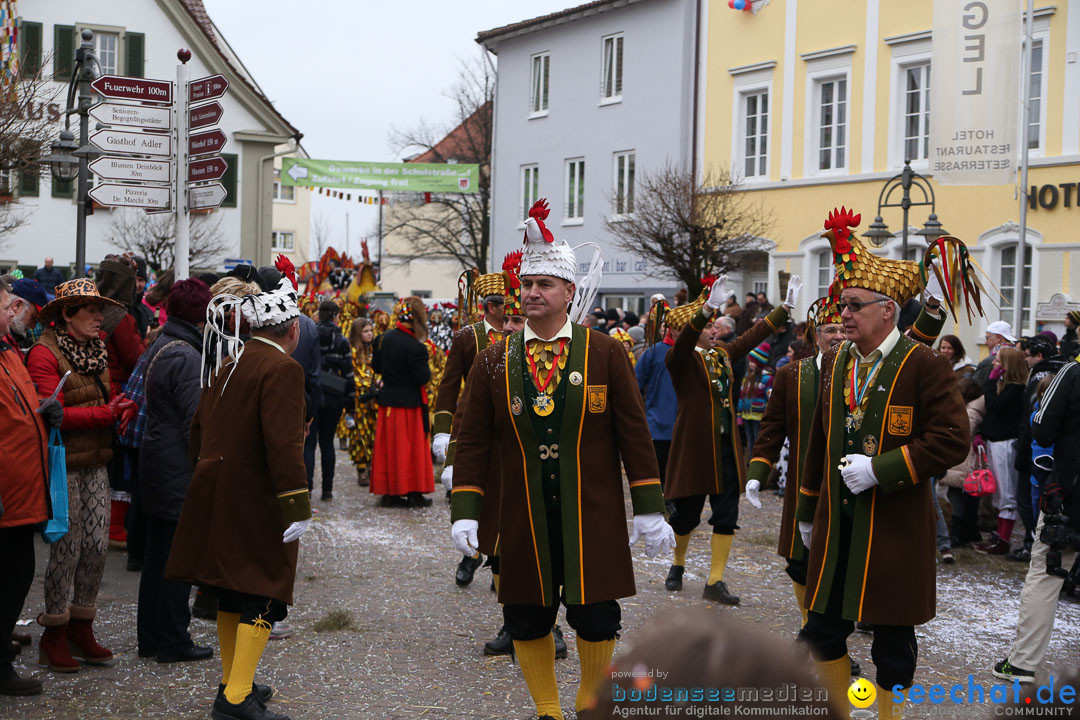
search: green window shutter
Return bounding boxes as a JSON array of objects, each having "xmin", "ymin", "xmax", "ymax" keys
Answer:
[
  {"xmin": 124, "ymin": 31, "xmax": 144, "ymax": 78},
  {"xmin": 220, "ymin": 153, "xmax": 238, "ymax": 208},
  {"xmin": 51, "ymin": 177, "xmax": 74, "ymax": 199},
  {"xmin": 18, "ymin": 21, "xmax": 42, "ymax": 76},
  {"xmin": 53, "ymin": 24, "xmax": 74, "ymax": 81},
  {"xmin": 18, "ymin": 170, "xmax": 39, "ymax": 197}
]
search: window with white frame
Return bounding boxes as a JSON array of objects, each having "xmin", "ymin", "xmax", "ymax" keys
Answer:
[
  {"xmin": 565, "ymin": 158, "xmax": 584, "ymax": 221},
  {"xmin": 94, "ymin": 32, "xmax": 119, "ymax": 75},
  {"xmin": 521, "ymin": 165, "xmax": 539, "ymax": 222},
  {"xmin": 601, "ymin": 33, "xmax": 623, "ymax": 101},
  {"xmin": 271, "ymin": 231, "xmax": 295, "ymax": 252},
  {"xmin": 999, "ymin": 244, "xmax": 1032, "ymax": 325},
  {"xmin": 815, "ymin": 77, "xmax": 847, "ymax": 171},
  {"xmin": 741, "ymin": 90, "xmax": 769, "ymax": 178},
  {"xmin": 903, "ymin": 63, "xmax": 931, "ymax": 161},
  {"xmin": 272, "ymin": 170, "xmax": 295, "ymax": 202},
  {"xmin": 530, "ymin": 52, "xmax": 549, "ymax": 116},
  {"xmin": 815, "ymin": 249, "xmax": 832, "ymax": 299},
  {"xmin": 1027, "ymin": 38, "xmax": 1045, "ymax": 151},
  {"xmin": 613, "ymin": 151, "xmax": 635, "ymax": 217}
]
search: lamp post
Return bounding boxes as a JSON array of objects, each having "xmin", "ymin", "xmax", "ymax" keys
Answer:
[
  {"xmin": 861, "ymin": 159, "xmax": 948, "ymax": 260},
  {"xmin": 40, "ymin": 29, "xmax": 101, "ymax": 278}
]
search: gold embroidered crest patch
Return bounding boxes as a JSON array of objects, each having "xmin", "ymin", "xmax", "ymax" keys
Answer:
[
  {"xmin": 887, "ymin": 406, "xmax": 913, "ymax": 436},
  {"xmin": 587, "ymin": 385, "xmax": 607, "ymax": 413}
]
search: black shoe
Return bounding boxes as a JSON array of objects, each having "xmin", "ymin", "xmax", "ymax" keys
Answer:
[
  {"xmin": 407, "ymin": 493, "xmax": 433, "ymax": 508},
  {"xmin": 483, "ymin": 627, "xmax": 513, "ymax": 656},
  {"xmin": 455, "ymin": 553, "xmax": 483, "ymax": 586},
  {"xmin": 212, "ymin": 690, "xmax": 290, "ymax": 720},
  {"xmin": 850, "ymin": 658, "xmax": 861, "ymax": 676},
  {"xmin": 217, "ymin": 682, "xmax": 274, "ymax": 704},
  {"xmin": 1006, "ymin": 545, "xmax": 1032, "ymax": 562},
  {"xmin": 379, "ymin": 495, "xmax": 409, "ymax": 508},
  {"xmin": 0, "ymin": 670, "xmax": 42, "ymax": 696},
  {"xmin": 702, "ymin": 581, "xmax": 739, "ymax": 605},
  {"xmin": 552, "ymin": 625, "xmax": 567, "ymax": 660},
  {"xmin": 992, "ymin": 658, "xmax": 1035, "ymax": 683},
  {"xmin": 855, "ymin": 622, "xmax": 873, "ymax": 634},
  {"xmin": 665, "ymin": 565, "xmax": 685, "ymax": 591},
  {"xmin": 137, "ymin": 646, "xmax": 157, "ymax": 658},
  {"xmin": 157, "ymin": 644, "xmax": 213, "ymax": 663},
  {"xmin": 320, "ymin": 492, "xmax": 333, "ymax": 501}
]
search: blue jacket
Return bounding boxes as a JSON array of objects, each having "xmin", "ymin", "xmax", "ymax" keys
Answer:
[{"xmin": 636, "ymin": 342, "xmax": 677, "ymax": 441}]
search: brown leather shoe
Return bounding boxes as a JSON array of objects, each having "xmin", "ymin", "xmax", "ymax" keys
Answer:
[{"xmin": 703, "ymin": 581, "xmax": 740, "ymax": 605}]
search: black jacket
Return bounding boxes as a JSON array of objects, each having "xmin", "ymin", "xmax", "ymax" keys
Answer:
[
  {"xmin": 138, "ymin": 318, "xmax": 204, "ymax": 521},
  {"xmin": 316, "ymin": 321, "xmax": 355, "ymax": 406},
  {"xmin": 1060, "ymin": 328, "xmax": 1079, "ymax": 361},
  {"xmin": 1032, "ymin": 360, "xmax": 1080, "ymax": 526},
  {"xmin": 291, "ymin": 314, "xmax": 322, "ymax": 418},
  {"xmin": 1015, "ymin": 355, "xmax": 1068, "ymax": 475},
  {"xmin": 372, "ymin": 328, "xmax": 430, "ymax": 408},
  {"xmin": 980, "ymin": 378, "xmax": 1024, "ymax": 441}
]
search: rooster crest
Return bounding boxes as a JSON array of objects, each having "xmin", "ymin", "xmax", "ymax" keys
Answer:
[{"xmin": 822, "ymin": 206, "xmax": 862, "ymax": 257}]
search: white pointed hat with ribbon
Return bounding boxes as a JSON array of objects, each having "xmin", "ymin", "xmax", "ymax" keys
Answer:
[{"xmin": 519, "ymin": 199, "xmax": 578, "ymax": 282}]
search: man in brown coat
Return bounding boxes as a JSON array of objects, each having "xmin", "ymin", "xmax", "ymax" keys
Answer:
[
  {"xmin": 662, "ymin": 275, "xmax": 801, "ymax": 605},
  {"xmin": 450, "ymin": 199, "xmax": 672, "ymax": 720},
  {"xmin": 794, "ymin": 285, "xmax": 967, "ymax": 717},
  {"xmin": 168, "ymin": 263, "xmax": 311, "ymax": 720}
]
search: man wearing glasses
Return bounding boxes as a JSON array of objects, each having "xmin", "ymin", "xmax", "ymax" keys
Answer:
[{"xmin": 793, "ymin": 209, "xmax": 969, "ymax": 718}]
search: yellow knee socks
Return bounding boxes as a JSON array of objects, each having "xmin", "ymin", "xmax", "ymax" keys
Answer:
[
  {"xmin": 513, "ymin": 634, "xmax": 563, "ymax": 719},
  {"xmin": 815, "ymin": 655, "xmax": 852, "ymax": 720},
  {"xmin": 216, "ymin": 611, "xmax": 241, "ymax": 685},
  {"xmin": 792, "ymin": 581, "xmax": 808, "ymax": 625},
  {"xmin": 493, "ymin": 573, "xmax": 500, "ymax": 594},
  {"xmin": 673, "ymin": 532, "xmax": 692, "ymax": 567},
  {"xmin": 708, "ymin": 533, "xmax": 733, "ymax": 584},
  {"xmin": 576, "ymin": 637, "xmax": 616, "ymax": 712},
  {"xmin": 223, "ymin": 621, "xmax": 271, "ymax": 704},
  {"xmin": 878, "ymin": 684, "xmax": 906, "ymax": 718}
]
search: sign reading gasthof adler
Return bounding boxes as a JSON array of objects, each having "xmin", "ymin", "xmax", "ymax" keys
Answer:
[{"xmin": 929, "ymin": 0, "xmax": 1021, "ymax": 185}]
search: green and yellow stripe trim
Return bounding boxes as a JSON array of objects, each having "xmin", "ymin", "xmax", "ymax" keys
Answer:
[
  {"xmin": 277, "ymin": 488, "xmax": 312, "ymax": 525},
  {"xmin": 450, "ymin": 486, "xmax": 484, "ymax": 522},
  {"xmin": 433, "ymin": 410, "xmax": 454, "ymax": 435}
]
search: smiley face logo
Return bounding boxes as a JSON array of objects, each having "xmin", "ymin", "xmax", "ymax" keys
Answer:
[{"xmin": 847, "ymin": 678, "xmax": 876, "ymax": 708}]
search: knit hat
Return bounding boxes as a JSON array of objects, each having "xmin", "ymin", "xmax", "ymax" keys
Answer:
[
  {"xmin": 519, "ymin": 199, "xmax": 577, "ymax": 282},
  {"xmin": 1069, "ymin": 310, "xmax": 1080, "ymax": 326},
  {"xmin": 748, "ymin": 342, "xmax": 770, "ymax": 366},
  {"xmin": 165, "ymin": 278, "xmax": 212, "ymax": 326}
]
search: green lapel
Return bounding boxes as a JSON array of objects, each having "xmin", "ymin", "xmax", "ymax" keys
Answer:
[
  {"xmin": 790, "ymin": 356, "xmax": 819, "ymax": 562},
  {"xmin": 558, "ymin": 323, "xmax": 589, "ymax": 604},
  {"xmin": 472, "ymin": 321, "xmax": 490, "ymax": 353},
  {"xmin": 504, "ymin": 332, "xmax": 553, "ymax": 606},
  {"xmin": 697, "ymin": 348, "xmax": 729, "ymax": 494}
]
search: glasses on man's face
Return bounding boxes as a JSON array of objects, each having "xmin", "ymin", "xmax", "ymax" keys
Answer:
[{"xmin": 837, "ymin": 298, "xmax": 889, "ymax": 314}]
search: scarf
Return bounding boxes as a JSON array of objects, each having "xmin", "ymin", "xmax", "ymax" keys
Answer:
[{"xmin": 55, "ymin": 327, "xmax": 109, "ymax": 376}]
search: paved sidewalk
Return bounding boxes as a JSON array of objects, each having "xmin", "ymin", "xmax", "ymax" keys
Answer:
[{"xmin": 3, "ymin": 449, "xmax": 1079, "ymax": 719}]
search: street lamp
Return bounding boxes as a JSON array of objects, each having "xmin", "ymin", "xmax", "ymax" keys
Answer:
[
  {"xmin": 39, "ymin": 29, "xmax": 101, "ymax": 278},
  {"xmin": 864, "ymin": 159, "xmax": 948, "ymax": 260}
]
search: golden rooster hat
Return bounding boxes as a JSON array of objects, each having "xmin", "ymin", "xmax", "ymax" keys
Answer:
[
  {"xmin": 663, "ymin": 276, "xmax": 717, "ymax": 331},
  {"xmin": 502, "ymin": 250, "xmax": 524, "ymax": 317}
]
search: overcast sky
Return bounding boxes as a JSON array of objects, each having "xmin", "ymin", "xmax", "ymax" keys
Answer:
[{"xmin": 202, "ymin": 0, "xmax": 573, "ymax": 256}]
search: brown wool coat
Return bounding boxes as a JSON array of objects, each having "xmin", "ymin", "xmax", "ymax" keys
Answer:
[
  {"xmin": 664, "ymin": 307, "xmax": 788, "ymax": 500},
  {"xmin": 166, "ymin": 340, "xmax": 312, "ymax": 604},
  {"xmin": 449, "ymin": 371, "xmax": 502, "ymax": 556},
  {"xmin": 433, "ymin": 322, "xmax": 490, "ymax": 435},
  {"xmin": 795, "ymin": 335, "xmax": 969, "ymax": 625},
  {"xmin": 450, "ymin": 324, "xmax": 664, "ymax": 607}
]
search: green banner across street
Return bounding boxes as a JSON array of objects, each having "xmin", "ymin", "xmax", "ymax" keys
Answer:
[{"xmin": 281, "ymin": 157, "xmax": 479, "ymax": 193}]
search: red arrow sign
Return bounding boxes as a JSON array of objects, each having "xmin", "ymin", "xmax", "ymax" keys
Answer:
[
  {"xmin": 188, "ymin": 156, "xmax": 229, "ymax": 183},
  {"xmin": 91, "ymin": 74, "xmax": 172, "ymax": 104},
  {"xmin": 189, "ymin": 101, "xmax": 223, "ymax": 130},
  {"xmin": 189, "ymin": 129, "xmax": 227, "ymax": 157},
  {"xmin": 189, "ymin": 74, "xmax": 229, "ymax": 103}
]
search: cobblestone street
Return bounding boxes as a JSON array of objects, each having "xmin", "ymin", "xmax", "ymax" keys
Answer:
[{"xmin": 3, "ymin": 448, "xmax": 1080, "ymax": 719}]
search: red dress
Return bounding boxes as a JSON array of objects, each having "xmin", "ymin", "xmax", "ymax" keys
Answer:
[{"xmin": 370, "ymin": 325, "xmax": 434, "ymax": 496}]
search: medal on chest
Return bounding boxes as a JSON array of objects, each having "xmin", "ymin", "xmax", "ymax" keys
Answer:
[
  {"xmin": 526, "ymin": 338, "xmax": 568, "ymax": 417},
  {"xmin": 844, "ymin": 354, "xmax": 883, "ymax": 434},
  {"xmin": 532, "ymin": 394, "xmax": 555, "ymax": 417}
]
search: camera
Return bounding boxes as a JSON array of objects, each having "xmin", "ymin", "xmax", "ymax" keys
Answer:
[{"xmin": 1039, "ymin": 513, "xmax": 1080, "ymax": 579}]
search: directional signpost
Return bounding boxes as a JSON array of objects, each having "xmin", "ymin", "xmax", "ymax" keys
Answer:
[
  {"xmin": 89, "ymin": 183, "xmax": 171, "ymax": 209},
  {"xmin": 89, "ymin": 156, "xmax": 172, "ymax": 184},
  {"xmin": 90, "ymin": 75, "xmax": 172, "ymax": 104},
  {"xmin": 188, "ymin": 101, "xmax": 223, "ymax": 130},
  {"xmin": 188, "ymin": 128, "xmax": 227, "ymax": 157},
  {"xmin": 188, "ymin": 74, "xmax": 228, "ymax": 103},
  {"xmin": 89, "ymin": 102, "xmax": 171, "ymax": 130},
  {"xmin": 189, "ymin": 183, "xmax": 227, "ymax": 211},
  {"xmin": 90, "ymin": 128, "xmax": 172, "ymax": 157},
  {"xmin": 188, "ymin": 156, "xmax": 228, "ymax": 183}
]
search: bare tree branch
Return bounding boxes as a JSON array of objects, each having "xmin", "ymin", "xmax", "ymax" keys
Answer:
[
  {"xmin": 384, "ymin": 52, "xmax": 493, "ymax": 271},
  {"xmin": 311, "ymin": 212, "xmax": 333, "ymax": 260},
  {"xmin": 605, "ymin": 163, "xmax": 774, "ymax": 297},
  {"xmin": 105, "ymin": 209, "xmax": 229, "ymax": 270}
]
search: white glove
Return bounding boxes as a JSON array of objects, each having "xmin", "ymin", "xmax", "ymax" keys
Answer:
[
  {"xmin": 841, "ymin": 454, "xmax": 879, "ymax": 494},
  {"xmin": 799, "ymin": 521, "xmax": 813, "ymax": 550},
  {"xmin": 628, "ymin": 512, "xmax": 677, "ymax": 558},
  {"xmin": 745, "ymin": 479, "xmax": 762, "ymax": 509},
  {"xmin": 282, "ymin": 518, "xmax": 312, "ymax": 543},
  {"xmin": 451, "ymin": 519, "xmax": 479, "ymax": 556},
  {"xmin": 705, "ymin": 275, "xmax": 733, "ymax": 310},
  {"xmin": 441, "ymin": 465, "xmax": 454, "ymax": 492},
  {"xmin": 924, "ymin": 272, "xmax": 945, "ymax": 307},
  {"xmin": 784, "ymin": 275, "xmax": 804, "ymax": 310},
  {"xmin": 432, "ymin": 433, "xmax": 450, "ymax": 463}
]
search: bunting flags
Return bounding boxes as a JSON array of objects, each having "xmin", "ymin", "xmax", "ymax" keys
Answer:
[{"xmin": 307, "ymin": 187, "xmax": 435, "ymax": 206}]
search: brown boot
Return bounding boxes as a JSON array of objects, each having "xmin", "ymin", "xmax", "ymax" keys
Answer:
[
  {"xmin": 37, "ymin": 611, "xmax": 79, "ymax": 673},
  {"xmin": 67, "ymin": 605, "xmax": 112, "ymax": 665},
  {"xmin": 356, "ymin": 466, "xmax": 369, "ymax": 487}
]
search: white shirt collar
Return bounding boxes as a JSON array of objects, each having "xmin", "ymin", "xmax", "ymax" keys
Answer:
[
  {"xmin": 852, "ymin": 327, "xmax": 901, "ymax": 363},
  {"xmin": 250, "ymin": 335, "xmax": 286, "ymax": 354},
  {"xmin": 816, "ymin": 352, "xmax": 824, "ymax": 370},
  {"xmin": 482, "ymin": 318, "xmax": 499, "ymax": 337},
  {"xmin": 524, "ymin": 316, "xmax": 573, "ymax": 343}
]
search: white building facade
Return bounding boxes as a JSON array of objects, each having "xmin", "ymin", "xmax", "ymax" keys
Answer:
[
  {"xmin": 480, "ymin": 0, "xmax": 700, "ymax": 315},
  {"xmin": 0, "ymin": 0, "xmax": 301, "ymax": 277}
]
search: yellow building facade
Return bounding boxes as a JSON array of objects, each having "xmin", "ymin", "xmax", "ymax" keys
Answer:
[{"xmin": 703, "ymin": 0, "xmax": 1080, "ymax": 355}]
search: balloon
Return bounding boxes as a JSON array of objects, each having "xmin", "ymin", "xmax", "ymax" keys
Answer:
[
  {"xmin": 734, "ymin": 0, "xmax": 746, "ymax": 8},
  {"xmin": 728, "ymin": 0, "xmax": 735, "ymax": 6}
]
